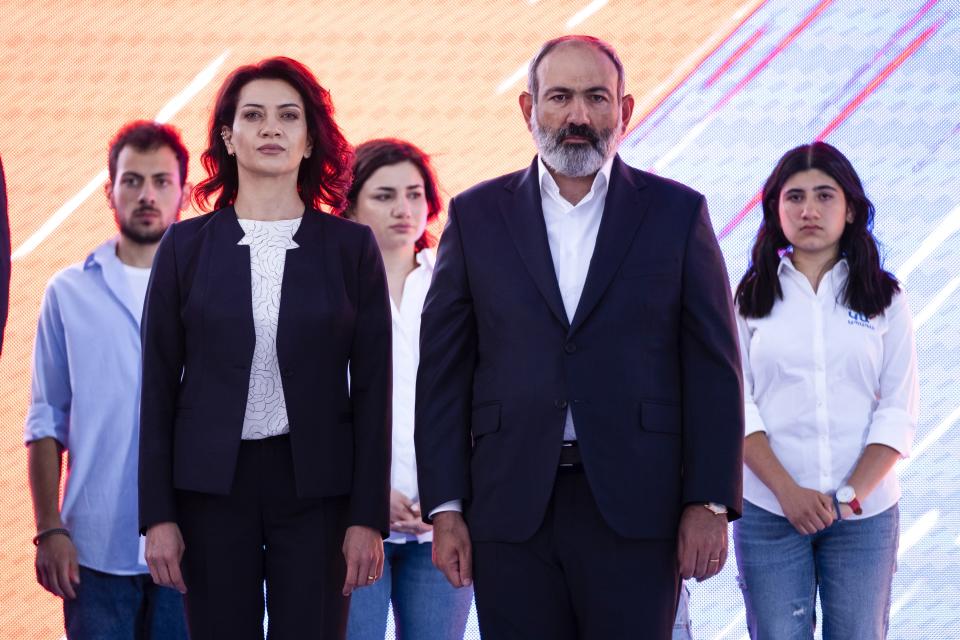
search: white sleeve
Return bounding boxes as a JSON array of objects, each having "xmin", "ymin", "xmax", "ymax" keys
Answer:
[
  {"xmin": 737, "ymin": 310, "xmax": 768, "ymax": 437},
  {"xmin": 865, "ymin": 290, "xmax": 919, "ymax": 457}
]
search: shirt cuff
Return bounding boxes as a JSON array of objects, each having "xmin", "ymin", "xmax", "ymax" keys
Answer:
[
  {"xmin": 865, "ymin": 409, "xmax": 915, "ymax": 458},
  {"xmin": 743, "ymin": 402, "xmax": 767, "ymax": 437},
  {"xmin": 428, "ymin": 500, "xmax": 463, "ymax": 520}
]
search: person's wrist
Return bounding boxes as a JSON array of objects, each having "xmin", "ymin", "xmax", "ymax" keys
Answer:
[{"xmin": 33, "ymin": 527, "xmax": 70, "ymax": 546}]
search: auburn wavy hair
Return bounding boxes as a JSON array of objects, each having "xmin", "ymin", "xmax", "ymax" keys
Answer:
[{"xmin": 193, "ymin": 56, "xmax": 352, "ymax": 213}]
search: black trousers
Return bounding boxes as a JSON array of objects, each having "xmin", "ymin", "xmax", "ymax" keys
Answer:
[
  {"xmin": 472, "ymin": 468, "xmax": 680, "ymax": 640},
  {"xmin": 176, "ymin": 435, "xmax": 349, "ymax": 640}
]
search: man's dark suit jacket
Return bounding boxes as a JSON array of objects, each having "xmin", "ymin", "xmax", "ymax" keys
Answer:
[
  {"xmin": 139, "ymin": 207, "xmax": 392, "ymax": 536},
  {"xmin": 415, "ymin": 155, "xmax": 744, "ymax": 543},
  {"xmin": 0, "ymin": 156, "xmax": 9, "ymax": 355}
]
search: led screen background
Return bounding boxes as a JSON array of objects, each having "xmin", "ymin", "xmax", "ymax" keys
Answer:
[{"xmin": 0, "ymin": 1, "xmax": 957, "ymax": 638}]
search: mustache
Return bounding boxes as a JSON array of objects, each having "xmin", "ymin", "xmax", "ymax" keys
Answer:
[
  {"xmin": 133, "ymin": 205, "xmax": 160, "ymax": 215},
  {"xmin": 556, "ymin": 124, "xmax": 601, "ymax": 146}
]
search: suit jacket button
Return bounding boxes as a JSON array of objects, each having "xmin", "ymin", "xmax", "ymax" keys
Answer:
[
  {"xmin": 555, "ymin": 400, "xmax": 568, "ymax": 410},
  {"xmin": 564, "ymin": 342, "xmax": 577, "ymax": 354}
]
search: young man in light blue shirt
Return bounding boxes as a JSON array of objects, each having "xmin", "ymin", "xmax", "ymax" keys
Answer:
[{"xmin": 26, "ymin": 121, "xmax": 191, "ymax": 639}]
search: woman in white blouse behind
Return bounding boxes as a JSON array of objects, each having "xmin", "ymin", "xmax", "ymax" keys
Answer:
[
  {"xmin": 342, "ymin": 139, "xmax": 474, "ymax": 640},
  {"xmin": 732, "ymin": 142, "xmax": 919, "ymax": 640}
]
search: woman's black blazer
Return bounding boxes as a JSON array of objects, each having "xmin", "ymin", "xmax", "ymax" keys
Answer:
[{"xmin": 139, "ymin": 207, "xmax": 392, "ymax": 536}]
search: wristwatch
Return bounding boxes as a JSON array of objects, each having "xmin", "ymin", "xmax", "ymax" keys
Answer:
[
  {"xmin": 836, "ymin": 485, "xmax": 862, "ymax": 515},
  {"xmin": 703, "ymin": 502, "xmax": 728, "ymax": 516}
]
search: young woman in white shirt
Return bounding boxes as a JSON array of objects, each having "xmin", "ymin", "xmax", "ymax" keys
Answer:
[
  {"xmin": 341, "ymin": 139, "xmax": 473, "ymax": 640},
  {"xmin": 732, "ymin": 141, "xmax": 918, "ymax": 640}
]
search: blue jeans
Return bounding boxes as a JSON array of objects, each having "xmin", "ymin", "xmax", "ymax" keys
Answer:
[
  {"xmin": 733, "ymin": 501, "xmax": 899, "ymax": 640},
  {"xmin": 673, "ymin": 582, "xmax": 693, "ymax": 640},
  {"xmin": 347, "ymin": 541, "xmax": 473, "ymax": 640},
  {"xmin": 63, "ymin": 565, "xmax": 188, "ymax": 640}
]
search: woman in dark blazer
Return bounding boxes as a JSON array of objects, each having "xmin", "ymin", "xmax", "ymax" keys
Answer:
[{"xmin": 139, "ymin": 57, "xmax": 392, "ymax": 639}]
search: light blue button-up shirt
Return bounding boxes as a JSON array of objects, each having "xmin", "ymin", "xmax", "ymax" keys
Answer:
[{"xmin": 25, "ymin": 237, "xmax": 149, "ymax": 575}]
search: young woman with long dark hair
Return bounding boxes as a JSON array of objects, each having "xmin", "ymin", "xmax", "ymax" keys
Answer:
[
  {"xmin": 138, "ymin": 57, "xmax": 392, "ymax": 638},
  {"xmin": 733, "ymin": 141, "xmax": 918, "ymax": 639},
  {"xmin": 340, "ymin": 138, "xmax": 473, "ymax": 640}
]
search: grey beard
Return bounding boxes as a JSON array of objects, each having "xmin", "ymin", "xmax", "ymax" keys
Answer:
[{"xmin": 530, "ymin": 115, "xmax": 620, "ymax": 178}]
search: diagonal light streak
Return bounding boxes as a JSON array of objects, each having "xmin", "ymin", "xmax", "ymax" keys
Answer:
[
  {"xmin": 12, "ymin": 50, "xmax": 230, "ymax": 260},
  {"xmin": 898, "ymin": 404, "xmax": 960, "ymax": 472},
  {"xmin": 913, "ymin": 275, "xmax": 960, "ymax": 329},
  {"xmin": 566, "ymin": 0, "xmax": 607, "ymax": 29},
  {"xmin": 897, "ymin": 204, "xmax": 960, "ymax": 280},
  {"xmin": 898, "ymin": 509, "xmax": 939, "ymax": 559}
]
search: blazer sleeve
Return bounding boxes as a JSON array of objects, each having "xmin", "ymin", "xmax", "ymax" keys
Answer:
[
  {"xmin": 347, "ymin": 228, "xmax": 393, "ymax": 535},
  {"xmin": 414, "ymin": 198, "xmax": 477, "ymax": 520},
  {"xmin": 679, "ymin": 197, "xmax": 744, "ymax": 519},
  {"xmin": 139, "ymin": 224, "xmax": 184, "ymax": 533}
]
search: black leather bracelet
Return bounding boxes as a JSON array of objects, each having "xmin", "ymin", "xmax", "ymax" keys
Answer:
[
  {"xmin": 832, "ymin": 495, "xmax": 843, "ymax": 520},
  {"xmin": 32, "ymin": 527, "xmax": 70, "ymax": 546}
]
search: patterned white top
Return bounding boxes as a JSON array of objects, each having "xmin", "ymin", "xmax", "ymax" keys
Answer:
[{"xmin": 237, "ymin": 216, "xmax": 302, "ymax": 440}]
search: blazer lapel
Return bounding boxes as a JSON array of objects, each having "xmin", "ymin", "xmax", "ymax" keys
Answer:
[
  {"xmin": 208, "ymin": 208, "xmax": 255, "ymax": 360},
  {"xmin": 500, "ymin": 157, "xmax": 569, "ymax": 329},
  {"xmin": 569, "ymin": 156, "xmax": 649, "ymax": 334}
]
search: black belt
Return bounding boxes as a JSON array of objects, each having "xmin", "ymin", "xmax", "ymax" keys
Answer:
[{"xmin": 558, "ymin": 441, "xmax": 582, "ymax": 470}]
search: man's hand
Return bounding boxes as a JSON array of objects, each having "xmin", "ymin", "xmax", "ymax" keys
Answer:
[
  {"xmin": 677, "ymin": 504, "xmax": 728, "ymax": 581},
  {"xmin": 776, "ymin": 485, "xmax": 836, "ymax": 535},
  {"xmin": 35, "ymin": 533, "xmax": 80, "ymax": 599},
  {"xmin": 342, "ymin": 525, "xmax": 384, "ymax": 595},
  {"xmin": 431, "ymin": 511, "xmax": 472, "ymax": 588},
  {"xmin": 145, "ymin": 522, "xmax": 187, "ymax": 594},
  {"xmin": 390, "ymin": 490, "xmax": 431, "ymax": 536}
]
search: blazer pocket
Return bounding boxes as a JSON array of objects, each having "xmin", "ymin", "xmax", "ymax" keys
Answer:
[
  {"xmin": 471, "ymin": 403, "xmax": 501, "ymax": 438},
  {"xmin": 639, "ymin": 401, "xmax": 681, "ymax": 434}
]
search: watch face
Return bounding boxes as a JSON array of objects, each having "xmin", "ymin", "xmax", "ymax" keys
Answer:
[{"xmin": 837, "ymin": 486, "xmax": 855, "ymax": 503}]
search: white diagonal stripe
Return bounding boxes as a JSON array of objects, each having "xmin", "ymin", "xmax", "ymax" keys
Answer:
[{"xmin": 897, "ymin": 204, "xmax": 960, "ymax": 280}]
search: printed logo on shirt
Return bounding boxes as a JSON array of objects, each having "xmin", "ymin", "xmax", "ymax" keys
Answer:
[{"xmin": 847, "ymin": 310, "xmax": 873, "ymax": 329}]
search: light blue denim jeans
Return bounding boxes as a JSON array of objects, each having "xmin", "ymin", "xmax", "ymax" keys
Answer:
[
  {"xmin": 673, "ymin": 582, "xmax": 693, "ymax": 640},
  {"xmin": 733, "ymin": 500, "xmax": 899, "ymax": 640},
  {"xmin": 63, "ymin": 565, "xmax": 188, "ymax": 640},
  {"xmin": 347, "ymin": 541, "xmax": 473, "ymax": 640}
]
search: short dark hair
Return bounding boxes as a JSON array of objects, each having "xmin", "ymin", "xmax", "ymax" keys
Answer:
[
  {"xmin": 193, "ymin": 56, "xmax": 353, "ymax": 213},
  {"xmin": 107, "ymin": 121, "xmax": 189, "ymax": 187},
  {"xmin": 735, "ymin": 141, "xmax": 899, "ymax": 319},
  {"xmin": 527, "ymin": 35, "xmax": 625, "ymax": 101},
  {"xmin": 340, "ymin": 138, "xmax": 443, "ymax": 253}
]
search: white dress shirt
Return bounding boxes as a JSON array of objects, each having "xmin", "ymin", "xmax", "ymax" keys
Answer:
[
  {"xmin": 237, "ymin": 217, "xmax": 302, "ymax": 440},
  {"xmin": 429, "ymin": 155, "xmax": 614, "ymax": 518},
  {"xmin": 737, "ymin": 256, "xmax": 919, "ymax": 519},
  {"xmin": 539, "ymin": 154, "xmax": 615, "ymax": 441},
  {"xmin": 389, "ymin": 249, "xmax": 435, "ymax": 543}
]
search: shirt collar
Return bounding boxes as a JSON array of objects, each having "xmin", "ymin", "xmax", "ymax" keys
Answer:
[
  {"xmin": 537, "ymin": 154, "xmax": 615, "ymax": 204},
  {"xmin": 778, "ymin": 253, "xmax": 849, "ymax": 278},
  {"xmin": 85, "ymin": 236, "xmax": 122, "ymax": 271},
  {"xmin": 415, "ymin": 246, "xmax": 436, "ymax": 270}
]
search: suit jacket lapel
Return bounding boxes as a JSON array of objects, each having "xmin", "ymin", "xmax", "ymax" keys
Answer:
[
  {"xmin": 208, "ymin": 207, "xmax": 255, "ymax": 360},
  {"xmin": 500, "ymin": 157, "xmax": 569, "ymax": 329},
  {"xmin": 569, "ymin": 156, "xmax": 649, "ymax": 334}
]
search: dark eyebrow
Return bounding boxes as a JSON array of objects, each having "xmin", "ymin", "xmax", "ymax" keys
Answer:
[
  {"xmin": 239, "ymin": 103, "xmax": 303, "ymax": 110},
  {"xmin": 543, "ymin": 85, "xmax": 613, "ymax": 95},
  {"xmin": 372, "ymin": 186, "xmax": 396, "ymax": 192},
  {"xmin": 119, "ymin": 171, "xmax": 143, "ymax": 179},
  {"xmin": 812, "ymin": 185, "xmax": 838, "ymax": 192}
]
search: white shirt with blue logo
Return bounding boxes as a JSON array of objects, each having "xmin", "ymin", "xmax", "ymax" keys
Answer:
[{"xmin": 737, "ymin": 256, "xmax": 919, "ymax": 520}]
